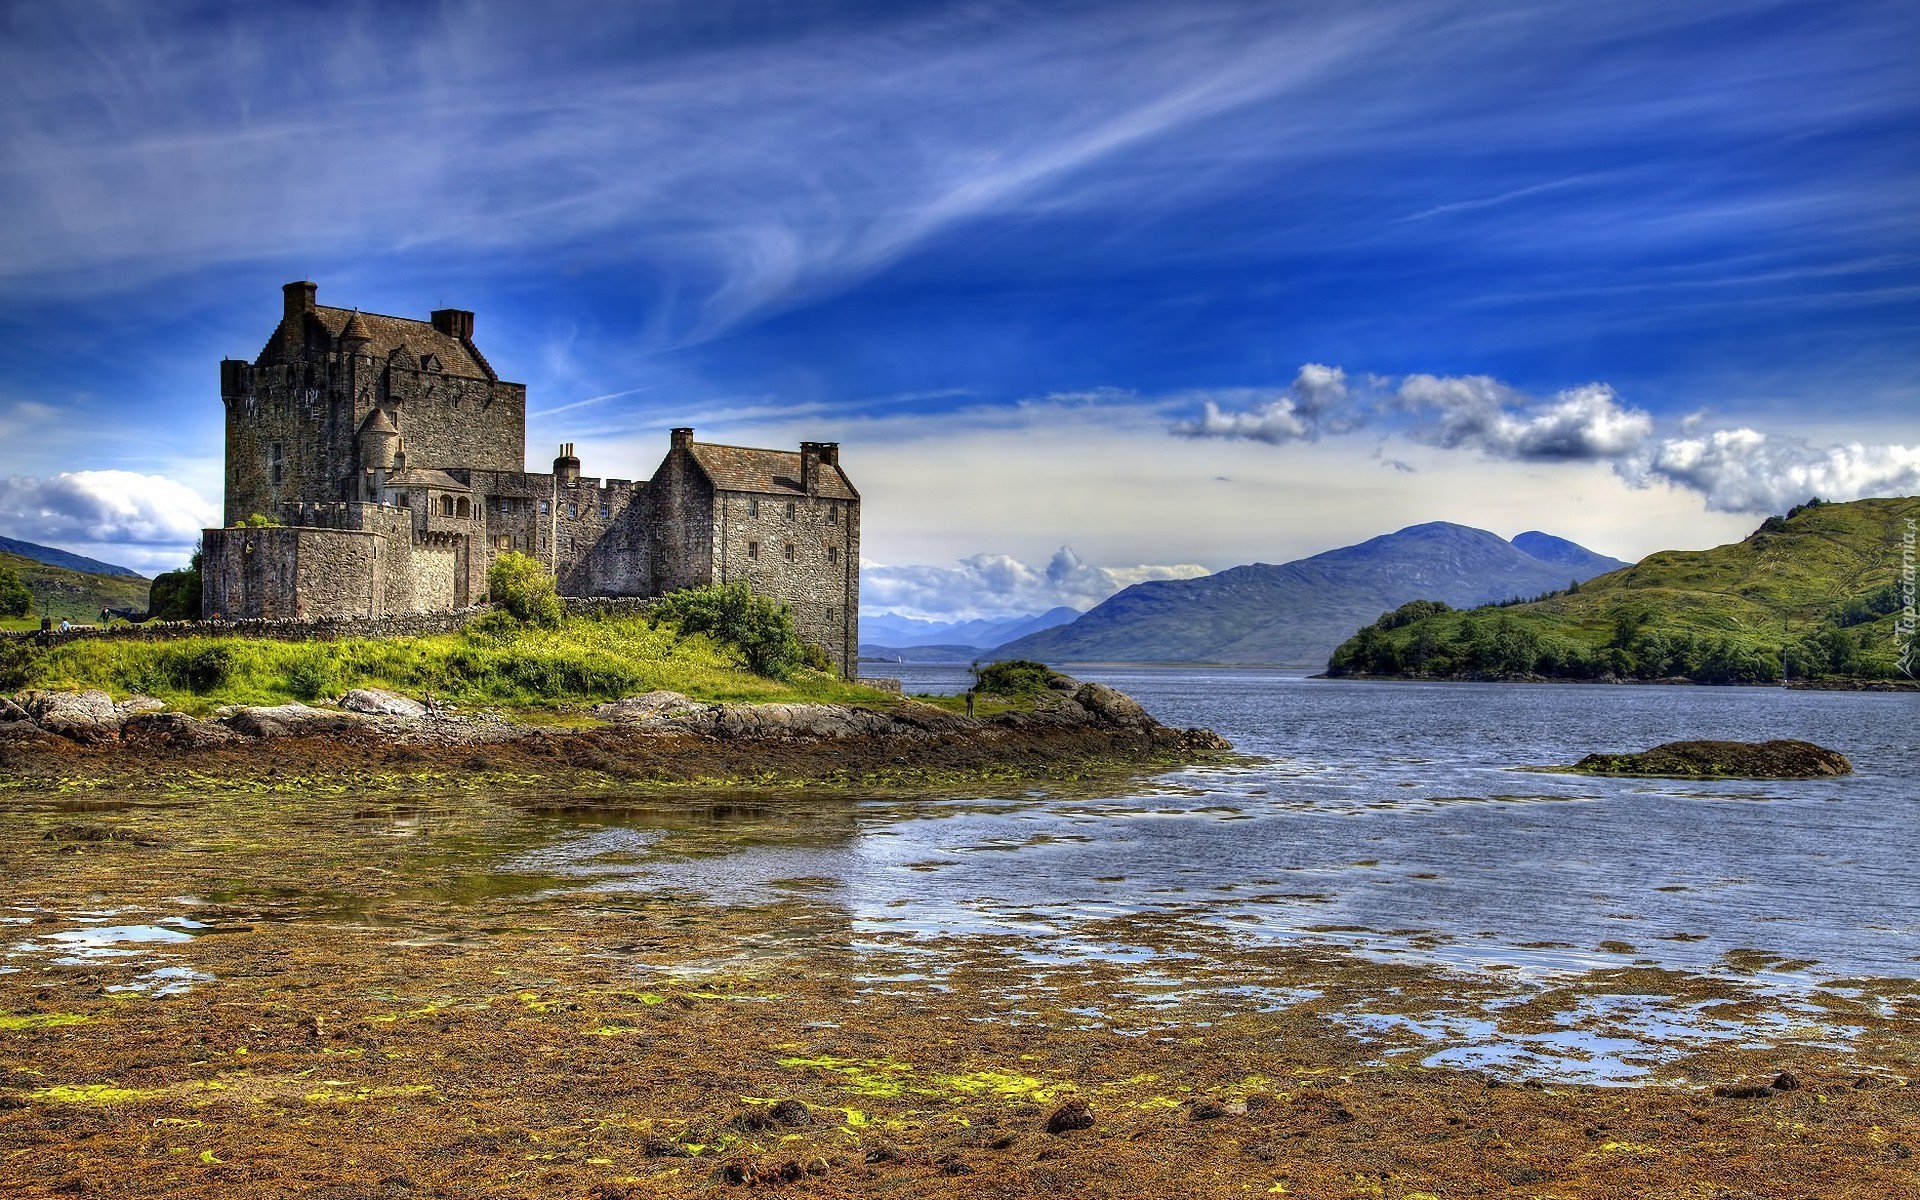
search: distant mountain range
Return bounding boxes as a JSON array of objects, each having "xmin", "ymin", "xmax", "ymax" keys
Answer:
[
  {"xmin": 992, "ymin": 523, "xmax": 1629, "ymax": 666},
  {"xmin": 859, "ymin": 606, "xmax": 1080, "ymax": 661},
  {"xmin": 0, "ymin": 534, "xmax": 142, "ymax": 578}
]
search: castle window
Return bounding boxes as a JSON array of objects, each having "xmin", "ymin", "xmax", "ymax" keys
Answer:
[
  {"xmin": 748, "ymin": 498, "xmax": 759, "ymax": 517},
  {"xmin": 498, "ymin": 497, "xmax": 510, "ymax": 514},
  {"xmin": 539, "ymin": 500, "xmax": 549, "ymax": 515},
  {"xmin": 568, "ymin": 502, "xmax": 577, "ymax": 519},
  {"xmin": 747, "ymin": 542, "xmax": 759, "ymax": 561},
  {"xmin": 828, "ymin": 502, "xmax": 838, "ymax": 519},
  {"xmin": 440, "ymin": 495, "xmax": 455, "ymax": 517},
  {"xmin": 496, "ymin": 535, "xmax": 510, "ymax": 550},
  {"xmin": 783, "ymin": 543, "xmax": 795, "ymax": 562},
  {"xmin": 600, "ymin": 504, "xmax": 610, "ymax": 520},
  {"xmin": 269, "ymin": 443, "xmax": 284, "ymax": 485},
  {"xmin": 456, "ymin": 496, "xmax": 470, "ymax": 518},
  {"xmin": 827, "ymin": 606, "xmax": 836, "ymax": 622},
  {"xmin": 785, "ymin": 502, "xmax": 795, "ymax": 521},
  {"xmin": 827, "ymin": 546, "xmax": 839, "ymax": 565}
]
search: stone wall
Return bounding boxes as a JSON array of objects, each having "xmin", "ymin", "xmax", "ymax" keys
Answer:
[
  {"xmin": 202, "ymin": 525, "xmax": 384, "ymax": 621},
  {"xmin": 711, "ymin": 488, "xmax": 859, "ymax": 677},
  {"xmin": 645, "ymin": 444, "xmax": 718, "ymax": 595}
]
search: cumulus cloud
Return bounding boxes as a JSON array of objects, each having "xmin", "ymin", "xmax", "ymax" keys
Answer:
[
  {"xmin": 0, "ymin": 470, "xmax": 216, "ymax": 548},
  {"xmin": 1171, "ymin": 364, "xmax": 1355, "ymax": 444},
  {"xmin": 1395, "ymin": 377, "xmax": 1654, "ymax": 460},
  {"xmin": 862, "ymin": 545, "xmax": 1209, "ymax": 620},
  {"xmin": 1620, "ymin": 429, "xmax": 1920, "ymax": 513}
]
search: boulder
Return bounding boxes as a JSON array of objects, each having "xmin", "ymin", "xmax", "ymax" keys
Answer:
[
  {"xmin": 1072, "ymin": 682, "xmax": 1154, "ymax": 729},
  {"xmin": 23, "ymin": 690, "xmax": 123, "ymax": 744},
  {"xmin": 712, "ymin": 702, "xmax": 894, "ymax": 740},
  {"xmin": 1571, "ymin": 739, "xmax": 1852, "ymax": 779},
  {"xmin": 114, "ymin": 696, "xmax": 165, "ymax": 719},
  {"xmin": 339, "ymin": 688, "xmax": 428, "ymax": 718},
  {"xmin": 592, "ymin": 691, "xmax": 709, "ymax": 724},
  {"xmin": 0, "ymin": 696, "xmax": 28, "ymax": 723},
  {"xmin": 121, "ymin": 711, "xmax": 236, "ymax": 748},
  {"xmin": 221, "ymin": 703, "xmax": 375, "ymax": 739}
]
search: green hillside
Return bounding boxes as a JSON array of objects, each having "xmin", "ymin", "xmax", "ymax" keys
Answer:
[
  {"xmin": 0, "ymin": 551, "xmax": 153, "ymax": 632},
  {"xmin": 1327, "ymin": 496, "xmax": 1918, "ymax": 684}
]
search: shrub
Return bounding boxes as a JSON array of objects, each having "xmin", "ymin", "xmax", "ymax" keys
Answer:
[
  {"xmin": 801, "ymin": 642, "xmax": 833, "ymax": 673},
  {"xmin": 147, "ymin": 568, "xmax": 201, "ymax": 621},
  {"xmin": 487, "ymin": 551, "xmax": 562, "ymax": 628},
  {"xmin": 972, "ymin": 659, "xmax": 1056, "ymax": 696},
  {"xmin": 0, "ymin": 564, "xmax": 30, "ymax": 618},
  {"xmin": 652, "ymin": 582, "xmax": 803, "ymax": 680},
  {"xmin": 237, "ymin": 513, "xmax": 282, "ymax": 528},
  {"xmin": 287, "ymin": 650, "xmax": 333, "ymax": 701},
  {"xmin": 169, "ymin": 643, "xmax": 235, "ymax": 693}
]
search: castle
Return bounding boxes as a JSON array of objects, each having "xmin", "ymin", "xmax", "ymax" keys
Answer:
[{"xmin": 200, "ymin": 282, "xmax": 861, "ymax": 676}]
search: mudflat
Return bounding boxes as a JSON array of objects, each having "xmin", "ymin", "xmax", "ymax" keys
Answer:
[{"xmin": 1, "ymin": 772, "xmax": 1914, "ymax": 1200}]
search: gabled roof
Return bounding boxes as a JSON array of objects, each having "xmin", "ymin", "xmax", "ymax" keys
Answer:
[
  {"xmin": 383, "ymin": 468, "xmax": 469, "ymax": 491},
  {"xmin": 311, "ymin": 306, "xmax": 492, "ymax": 380},
  {"xmin": 687, "ymin": 443, "xmax": 858, "ymax": 501}
]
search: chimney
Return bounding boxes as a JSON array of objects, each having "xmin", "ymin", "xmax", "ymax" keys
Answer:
[
  {"xmin": 818, "ymin": 442, "xmax": 839, "ymax": 467},
  {"xmin": 553, "ymin": 442, "xmax": 580, "ymax": 486},
  {"xmin": 670, "ymin": 427, "xmax": 694, "ymax": 452},
  {"xmin": 431, "ymin": 308, "xmax": 474, "ymax": 340},
  {"xmin": 283, "ymin": 281, "xmax": 317, "ymax": 323},
  {"xmin": 800, "ymin": 441, "xmax": 822, "ymax": 495}
]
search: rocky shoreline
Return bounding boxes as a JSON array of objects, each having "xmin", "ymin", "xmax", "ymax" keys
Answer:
[{"xmin": 0, "ymin": 678, "xmax": 1231, "ymax": 790}]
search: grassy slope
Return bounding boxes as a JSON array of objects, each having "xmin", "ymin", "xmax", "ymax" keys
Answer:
[
  {"xmin": 13, "ymin": 612, "xmax": 897, "ymax": 714},
  {"xmin": 0, "ymin": 551, "xmax": 152, "ymax": 632},
  {"xmin": 1330, "ymin": 496, "xmax": 1919, "ymax": 680}
]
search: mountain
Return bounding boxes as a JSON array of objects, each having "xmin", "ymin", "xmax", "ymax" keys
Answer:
[
  {"xmin": 0, "ymin": 534, "xmax": 141, "ymax": 578},
  {"xmin": 1329, "ymin": 496, "xmax": 1919, "ymax": 684},
  {"xmin": 0, "ymin": 549, "xmax": 155, "ymax": 628},
  {"xmin": 861, "ymin": 606, "xmax": 1080, "ymax": 649},
  {"xmin": 856, "ymin": 643, "xmax": 987, "ymax": 663},
  {"xmin": 991, "ymin": 523, "xmax": 1629, "ymax": 666},
  {"xmin": 1509, "ymin": 530, "xmax": 1625, "ymax": 577}
]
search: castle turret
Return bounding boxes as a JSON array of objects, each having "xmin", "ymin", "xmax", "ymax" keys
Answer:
[{"xmin": 339, "ymin": 308, "xmax": 371, "ymax": 353}]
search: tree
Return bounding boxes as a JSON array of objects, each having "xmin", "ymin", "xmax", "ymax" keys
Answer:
[
  {"xmin": 652, "ymin": 581, "xmax": 804, "ymax": 680},
  {"xmin": 0, "ymin": 564, "xmax": 30, "ymax": 618},
  {"xmin": 486, "ymin": 551, "xmax": 562, "ymax": 627}
]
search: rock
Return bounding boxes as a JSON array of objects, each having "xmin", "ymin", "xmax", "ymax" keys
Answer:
[
  {"xmin": 1044, "ymin": 1098, "xmax": 1095, "ymax": 1135},
  {"xmin": 113, "ymin": 696, "xmax": 165, "ymax": 718},
  {"xmin": 1073, "ymin": 682, "xmax": 1154, "ymax": 729},
  {"xmin": 221, "ymin": 703, "xmax": 374, "ymax": 739},
  {"xmin": 591, "ymin": 691, "xmax": 708, "ymax": 724},
  {"xmin": 1711, "ymin": 1081, "xmax": 1778, "ymax": 1099},
  {"xmin": 339, "ymin": 688, "xmax": 428, "ymax": 718},
  {"xmin": 1571, "ymin": 739, "xmax": 1851, "ymax": 779},
  {"xmin": 24, "ymin": 690, "xmax": 123, "ymax": 744},
  {"xmin": 121, "ymin": 711, "xmax": 236, "ymax": 748},
  {"xmin": 712, "ymin": 702, "xmax": 894, "ymax": 740},
  {"xmin": 767, "ymin": 1098, "xmax": 812, "ymax": 1128},
  {"xmin": 1187, "ymin": 1098, "xmax": 1229, "ymax": 1121},
  {"xmin": 1771, "ymin": 1071, "xmax": 1801, "ymax": 1092},
  {"xmin": 0, "ymin": 696, "xmax": 29, "ymax": 722}
]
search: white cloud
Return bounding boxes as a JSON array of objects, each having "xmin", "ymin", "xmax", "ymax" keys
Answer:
[
  {"xmin": 1620, "ymin": 428, "xmax": 1920, "ymax": 513},
  {"xmin": 1395, "ymin": 377, "xmax": 1654, "ymax": 460},
  {"xmin": 862, "ymin": 546, "xmax": 1208, "ymax": 621},
  {"xmin": 1171, "ymin": 364, "xmax": 1355, "ymax": 444},
  {"xmin": 0, "ymin": 470, "xmax": 216, "ymax": 549}
]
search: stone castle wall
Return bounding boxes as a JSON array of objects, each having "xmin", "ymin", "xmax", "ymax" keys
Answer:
[{"xmin": 710, "ymin": 488, "xmax": 859, "ymax": 678}]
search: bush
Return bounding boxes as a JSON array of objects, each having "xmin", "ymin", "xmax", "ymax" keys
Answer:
[
  {"xmin": 487, "ymin": 551, "xmax": 562, "ymax": 628},
  {"xmin": 652, "ymin": 582, "xmax": 803, "ymax": 680},
  {"xmin": 801, "ymin": 642, "xmax": 833, "ymax": 673},
  {"xmin": 287, "ymin": 650, "xmax": 334, "ymax": 701},
  {"xmin": 0, "ymin": 564, "xmax": 30, "ymax": 618},
  {"xmin": 972, "ymin": 659, "xmax": 1056, "ymax": 696},
  {"xmin": 237, "ymin": 513, "xmax": 281, "ymax": 528},
  {"xmin": 165, "ymin": 643, "xmax": 234, "ymax": 693},
  {"xmin": 147, "ymin": 568, "xmax": 201, "ymax": 621}
]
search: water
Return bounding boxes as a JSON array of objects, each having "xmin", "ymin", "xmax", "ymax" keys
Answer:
[{"xmin": 687, "ymin": 665, "xmax": 1920, "ymax": 981}]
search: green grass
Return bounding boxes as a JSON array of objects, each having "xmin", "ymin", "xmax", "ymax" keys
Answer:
[
  {"xmin": 1328, "ymin": 495, "xmax": 1919, "ymax": 683},
  {"xmin": 13, "ymin": 612, "xmax": 897, "ymax": 714},
  {"xmin": 0, "ymin": 550, "xmax": 153, "ymax": 631}
]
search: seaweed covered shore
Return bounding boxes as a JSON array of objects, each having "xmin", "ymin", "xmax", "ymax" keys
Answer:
[
  {"xmin": 0, "ymin": 781, "xmax": 1914, "ymax": 1199},
  {"xmin": 0, "ymin": 677, "xmax": 1231, "ymax": 794}
]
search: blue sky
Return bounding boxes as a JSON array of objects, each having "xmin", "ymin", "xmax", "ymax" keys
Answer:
[{"xmin": 0, "ymin": 0, "xmax": 1915, "ymax": 616}]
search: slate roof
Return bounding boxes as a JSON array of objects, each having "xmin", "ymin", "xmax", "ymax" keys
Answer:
[
  {"xmin": 383, "ymin": 468, "xmax": 470, "ymax": 491},
  {"xmin": 312, "ymin": 306, "xmax": 493, "ymax": 380},
  {"xmin": 687, "ymin": 443, "xmax": 859, "ymax": 500}
]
